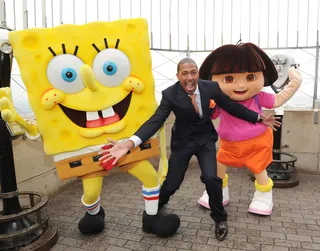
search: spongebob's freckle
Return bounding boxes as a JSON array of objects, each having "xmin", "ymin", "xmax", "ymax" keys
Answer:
[
  {"xmin": 137, "ymin": 106, "xmax": 149, "ymax": 117},
  {"xmin": 22, "ymin": 35, "xmax": 39, "ymax": 50},
  {"xmin": 127, "ymin": 23, "xmax": 136, "ymax": 31},
  {"xmin": 54, "ymin": 94, "xmax": 56, "ymax": 96},
  {"xmin": 129, "ymin": 81, "xmax": 132, "ymax": 83},
  {"xmin": 131, "ymin": 88, "xmax": 134, "ymax": 90},
  {"xmin": 35, "ymin": 54, "xmax": 41, "ymax": 62},
  {"xmin": 30, "ymin": 71, "xmax": 38, "ymax": 80},
  {"xmin": 46, "ymin": 98, "xmax": 48, "ymax": 101},
  {"xmin": 137, "ymin": 83, "xmax": 140, "ymax": 85},
  {"xmin": 54, "ymin": 101, "xmax": 56, "ymax": 104},
  {"xmin": 52, "ymin": 119, "xmax": 59, "ymax": 125},
  {"xmin": 59, "ymin": 130, "xmax": 72, "ymax": 142}
]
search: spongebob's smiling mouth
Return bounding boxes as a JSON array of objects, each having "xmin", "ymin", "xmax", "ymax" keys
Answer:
[{"xmin": 59, "ymin": 92, "xmax": 132, "ymax": 128}]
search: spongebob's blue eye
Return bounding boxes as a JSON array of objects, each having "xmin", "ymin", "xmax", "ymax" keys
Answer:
[
  {"xmin": 93, "ymin": 48, "xmax": 131, "ymax": 87},
  {"xmin": 47, "ymin": 54, "xmax": 84, "ymax": 94},
  {"xmin": 61, "ymin": 68, "xmax": 77, "ymax": 82},
  {"xmin": 103, "ymin": 62, "xmax": 117, "ymax": 76}
]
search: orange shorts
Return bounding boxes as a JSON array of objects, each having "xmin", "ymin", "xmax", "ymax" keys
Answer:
[{"xmin": 217, "ymin": 128, "xmax": 273, "ymax": 174}]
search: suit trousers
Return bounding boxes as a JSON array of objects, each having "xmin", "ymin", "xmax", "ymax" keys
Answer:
[{"xmin": 159, "ymin": 139, "xmax": 228, "ymax": 222}]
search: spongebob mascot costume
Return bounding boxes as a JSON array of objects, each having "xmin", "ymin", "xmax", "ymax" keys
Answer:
[{"xmin": 0, "ymin": 18, "xmax": 180, "ymax": 237}]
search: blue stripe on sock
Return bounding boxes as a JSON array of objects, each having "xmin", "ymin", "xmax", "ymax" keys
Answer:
[
  {"xmin": 142, "ymin": 189, "xmax": 160, "ymax": 196},
  {"xmin": 87, "ymin": 199, "xmax": 100, "ymax": 210}
]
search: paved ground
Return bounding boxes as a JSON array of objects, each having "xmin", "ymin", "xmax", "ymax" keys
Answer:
[{"xmin": 47, "ymin": 158, "xmax": 320, "ymax": 251}]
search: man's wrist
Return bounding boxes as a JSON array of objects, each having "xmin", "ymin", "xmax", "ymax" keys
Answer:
[
  {"xmin": 257, "ymin": 114, "xmax": 264, "ymax": 123},
  {"xmin": 128, "ymin": 135, "xmax": 142, "ymax": 148},
  {"xmin": 124, "ymin": 140, "xmax": 135, "ymax": 150}
]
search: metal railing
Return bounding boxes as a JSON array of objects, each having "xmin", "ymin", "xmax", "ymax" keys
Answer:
[{"xmin": 0, "ymin": 0, "xmax": 319, "ymax": 113}]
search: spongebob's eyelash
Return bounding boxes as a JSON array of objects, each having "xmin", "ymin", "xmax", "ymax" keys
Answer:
[
  {"xmin": 92, "ymin": 38, "xmax": 120, "ymax": 52},
  {"xmin": 48, "ymin": 44, "xmax": 79, "ymax": 57},
  {"xmin": 48, "ymin": 47, "xmax": 56, "ymax": 56}
]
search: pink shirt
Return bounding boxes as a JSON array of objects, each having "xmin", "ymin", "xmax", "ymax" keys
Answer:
[{"xmin": 213, "ymin": 91, "xmax": 275, "ymax": 141}]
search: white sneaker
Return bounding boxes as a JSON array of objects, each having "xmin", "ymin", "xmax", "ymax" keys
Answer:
[
  {"xmin": 198, "ymin": 190, "xmax": 210, "ymax": 209},
  {"xmin": 248, "ymin": 190, "xmax": 273, "ymax": 215},
  {"xmin": 198, "ymin": 187, "xmax": 230, "ymax": 209}
]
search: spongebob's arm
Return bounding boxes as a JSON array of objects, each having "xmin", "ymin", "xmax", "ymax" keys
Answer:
[
  {"xmin": 0, "ymin": 87, "xmax": 39, "ymax": 138},
  {"xmin": 273, "ymin": 67, "xmax": 302, "ymax": 108},
  {"xmin": 157, "ymin": 125, "xmax": 168, "ymax": 185}
]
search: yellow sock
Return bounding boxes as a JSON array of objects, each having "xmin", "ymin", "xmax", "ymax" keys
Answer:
[
  {"xmin": 254, "ymin": 178, "xmax": 273, "ymax": 192},
  {"xmin": 222, "ymin": 174, "xmax": 229, "ymax": 188}
]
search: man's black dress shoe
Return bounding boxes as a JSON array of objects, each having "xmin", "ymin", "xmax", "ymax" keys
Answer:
[{"xmin": 215, "ymin": 221, "xmax": 228, "ymax": 241}]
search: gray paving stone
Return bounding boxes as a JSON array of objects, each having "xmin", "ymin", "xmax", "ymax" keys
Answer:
[
  {"xmin": 166, "ymin": 239, "xmax": 192, "ymax": 249},
  {"xmin": 192, "ymin": 243, "xmax": 219, "ymax": 250},
  {"xmin": 50, "ymin": 244, "xmax": 68, "ymax": 251},
  {"xmin": 286, "ymin": 234, "xmax": 313, "ymax": 242},
  {"xmin": 261, "ymin": 246, "xmax": 288, "ymax": 251},
  {"xmin": 301, "ymin": 242, "xmax": 320, "ymax": 250},
  {"xmin": 124, "ymin": 240, "xmax": 151, "ymax": 251},
  {"xmin": 105, "ymin": 246, "xmax": 132, "ymax": 251}
]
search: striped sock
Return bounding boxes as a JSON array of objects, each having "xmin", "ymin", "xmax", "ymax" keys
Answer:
[
  {"xmin": 142, "ymin": 185, "xmax": 160, "ymax": 215},
  {"xmin": 81, "ymin": 196, "xmax": 101, "ymax": 215}
]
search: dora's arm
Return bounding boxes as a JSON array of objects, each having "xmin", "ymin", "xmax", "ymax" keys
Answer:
[{"xmin": 273, "ymin": 67, "xmax": 302, "ymax": 108}]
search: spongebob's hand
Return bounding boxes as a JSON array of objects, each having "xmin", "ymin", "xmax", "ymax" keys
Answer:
[
  {"xmin": 0, "ymin": 87, "xmax": 39, "ymax": 137},
  {"xmin": 0, "ymin": 87, "xmax": 17, "ymax": 122}
]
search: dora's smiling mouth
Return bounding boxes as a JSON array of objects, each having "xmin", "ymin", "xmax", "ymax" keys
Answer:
[
  {"xmin": 233, "ymin": 90, "xmax": 248, "ymax": 95},
  {"xmin": 59, "ymin": 92, "xmax": 132, "ymax": 128}
]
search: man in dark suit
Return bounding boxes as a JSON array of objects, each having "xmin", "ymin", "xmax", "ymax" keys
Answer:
[{"xmin": 99, "ymin": 58, "xmax": 277, "ymax": 241}]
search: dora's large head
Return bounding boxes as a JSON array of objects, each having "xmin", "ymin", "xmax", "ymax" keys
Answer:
[{"xmin": 199, "ymin": 42, "xmax": 278, "ymax": 101}]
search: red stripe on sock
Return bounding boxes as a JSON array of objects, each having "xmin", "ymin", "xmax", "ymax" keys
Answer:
[
  {"xmin": 143, "ymin": 196, "xmax": 159, "ymax": 201},
  {"xmin": 87, "ymin": 202, "xmax": 100, "ymax": 211}
]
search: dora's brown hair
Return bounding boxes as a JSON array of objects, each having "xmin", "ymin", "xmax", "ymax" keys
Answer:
[{"xmin": 199, "ymin": 43, "xmax": 278, "ymax": 86}]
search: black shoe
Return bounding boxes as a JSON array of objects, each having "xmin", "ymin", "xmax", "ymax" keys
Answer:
[
  {"xmin": 142, "ymin": 211, "xmax": 180, "ymax": 237},
  {"xmin": 215, "ymin": 221, "xmax": 228, "ymax": 241},
  {"xmin": 78, "ymin": 207, "xmax": 105, "ymax": 235}
]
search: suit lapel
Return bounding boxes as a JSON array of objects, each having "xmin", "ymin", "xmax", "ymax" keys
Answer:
[{"xmin": 176, "ymin": 82, "xmax": 194, "ymax": 109}]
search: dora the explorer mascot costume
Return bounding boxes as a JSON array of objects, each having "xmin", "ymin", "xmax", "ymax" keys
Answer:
[
  {"xmin": 197, "ymin": 42, "xmax": 302, "ymax": 215},
  {"xmin": 0, "ymin": 18, "xmax": 179, "ymax": 237}
]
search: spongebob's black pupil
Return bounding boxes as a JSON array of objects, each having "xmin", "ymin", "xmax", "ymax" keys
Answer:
[
  {"xmin": 107, "ymin": 65, "xmax": 113, "ymax": 72},
  {"xmin": 66, "ymin": 72, "xmax": 73, "ymax": 78}
]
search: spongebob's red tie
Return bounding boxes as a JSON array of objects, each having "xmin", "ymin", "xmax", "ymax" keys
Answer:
[{"xmin": 190, "ymin": 94, "xmax": 200, "ymax": 115}]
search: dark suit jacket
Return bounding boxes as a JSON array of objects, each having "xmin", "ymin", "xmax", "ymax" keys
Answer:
[{"xmin": 134, "ymin": 79, "xmax": 259, "ymax": 151}]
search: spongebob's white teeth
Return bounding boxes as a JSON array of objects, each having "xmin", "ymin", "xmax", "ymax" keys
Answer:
[
  {"xmin": 86, "ymin": 111, "xmax": 99, "ymax": 121},
  {"xmin": 102, "ymin": 107, "xmax": 115, "ymax": 118}
]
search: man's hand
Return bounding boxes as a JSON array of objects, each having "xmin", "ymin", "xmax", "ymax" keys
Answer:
[
  {"xmin": 98, "ymin": 138, "xmax": 134, "ymax": 165},
  {"xmin": 261, "ymin": 114, "xmax": 282, "ymax": 131}
]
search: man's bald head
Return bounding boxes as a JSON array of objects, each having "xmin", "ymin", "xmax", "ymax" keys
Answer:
[{"xmin": 177, "ymin": 58, "xmax": 198, "ymax": 73}]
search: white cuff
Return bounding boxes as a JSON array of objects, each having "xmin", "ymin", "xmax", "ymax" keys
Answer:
[{"xmin": 129, "ymin": 135, "xmax": 142, "ymax": 148}]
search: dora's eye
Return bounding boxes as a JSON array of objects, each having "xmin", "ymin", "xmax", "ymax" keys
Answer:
[
  {"xmin": 246, "ymin": 74, "xmax": 257, "ymax": 81},
  {"xmin": 223, "ymin": 75, "xmax": 235, "ymax": 83}
]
